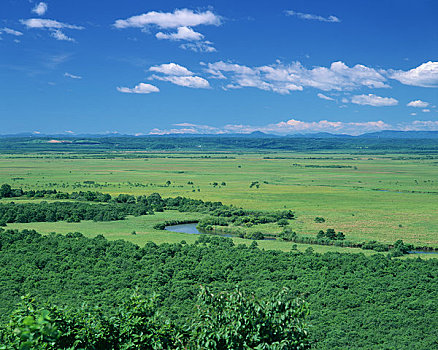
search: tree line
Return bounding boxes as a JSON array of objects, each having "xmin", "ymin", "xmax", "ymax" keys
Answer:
[
  {"xmin": 0, "ymin": 201, "xmax": 153, "ymax": 225},
  {"xmin": 279, "ymin": 228, "xmax": 416, "ymax": 256}
]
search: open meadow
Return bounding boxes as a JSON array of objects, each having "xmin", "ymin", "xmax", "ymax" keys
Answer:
[{"xmin": 2, "ymin": 150, "xmax": 437, "ymax": 249}]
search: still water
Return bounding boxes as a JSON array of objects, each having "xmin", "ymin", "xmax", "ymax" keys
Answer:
[
  {"xmin": 164, "ymin": 223, "xmax": 276, "ymax": 240},
  {"xmin": 164, "ymin": 223, "xmax": 203, "ymax": 234}
]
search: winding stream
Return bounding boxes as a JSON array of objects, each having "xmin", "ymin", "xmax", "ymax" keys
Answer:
[
  {"xmin": 165, "ymin": 223, "xmax": 205, "ymax": 235},
  {"xmin": 164, "ymin": 223, "xmax": 276, "ymax": 239}
]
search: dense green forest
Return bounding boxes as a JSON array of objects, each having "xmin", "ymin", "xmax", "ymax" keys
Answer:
[{"xmin": 0, "ymin": 230, "xmax": 437, "ymax": 349}]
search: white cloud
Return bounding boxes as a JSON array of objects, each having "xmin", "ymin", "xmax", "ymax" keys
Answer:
[
  {"xmin": 152, "ymin": 75, "xmax": 210, "ymax": 88},
  {"xmin": 286, "ymin": 10, "xmax": 340, "ymax": 23},
  {"xmin": 400, "ymin": 120, "xmax": 438, "ymax": 130},
  {"xmin": 150, "ymin": 118, "xmax": 438, "ymax": 136},
  {"xmin": 114, "ymin": 9, "xmax": 221, "ymax": 29},
  {"xmin": 32, "ymin": 2, "xmax": 48, "ymax": 16},
  {"xmin": 422, "ymin": 109, "xmax": 430, "ymax": 113},
  {"xmin": 149, "ymin": 62, "xmax": 210, "ymax": 88},
  {"xmin": 388, "ymin": 61, "xmax": 438, "ymax": 87},
  {"xmin": 206, "ymin": 60, "xmax": 388, "ymax": 94},
  {"xmin": 149, "ymin": 63, "xmax": 193, "ymax": 76},
  {"xmin": 21, "ymin": 18, "xmax": 83, "ymax": 30},
  {"xmin": 149, "ymin": 119, "xmax": 391, "ymax": 135},
  {"xmin": 407, "ymin": 100, "xmax": 429, "ymax": 108},
  {"xmin": 125, "ymin": 59, "xmax": 438, "ymax": 96},
  {"xmin": 350, "ymin": 94, "xmax": 398, "ymax": 107},
  {"xmin": 114, "ymin": 9, "xmax": 219, "ymax": 52},
  {"xmin": 51, "ymin": 30, "xmax": 74, "ymax": 41},
  {"xmin": 156, "ymin": 26, "xmax": 203, "ymax": 41},
  {"xmin": 150, "ymin": 122, "xmax": 222, "ymax": 135},
  {"xmin": 117, "ymin": 83, "xmax": 159, "ymax": 94},
  {"xmin": 317, "ymin": 93, "xmax": 334, "ymax": 101},
  {"xmin": 1, "ymin": 27, "xmax": 23, "ymax": 36},
  {"xmin": 21, "ymin": 18, "xmax": 83, "ymax": 42},
  {"xmin": 180, "ymin": 41, "xmax": 216, "ymax": 52},
  {"xmin": 203, "ymin": 60, "xmax": 438, "ymax": 93},
  {"xmin": 410, "ymin": 113, "xmax": 417, "ymax": 116},
  {"xmin": 64, "ymin": 72, "xmax": 82, "ymax": 79}
]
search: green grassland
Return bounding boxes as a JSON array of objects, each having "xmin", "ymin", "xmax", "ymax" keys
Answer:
[
  {"xmin": 7, "ymin": 211, "xmax": 392, "ymax": 256},
  {"xmin": 2, "ymin": 151, "xmax": 438, "ymax": 249}
]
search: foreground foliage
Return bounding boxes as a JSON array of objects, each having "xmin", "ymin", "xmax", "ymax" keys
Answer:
[
  {"xmin": 0, "ymin": 230, "xmax": 437, "ymax": 349},
  {"xmin": 0, "ymin": 288, "xmax": 310, "ymax": 349}
]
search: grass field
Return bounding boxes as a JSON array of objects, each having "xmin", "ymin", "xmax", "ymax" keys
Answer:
[
  {"xmin": 7, "ymin": 212, "xmax": 437, "ymax": 259},
  {"xmin": 2, "ymin": 212, "xmax": 390, "ymax": 256},
  {"xmin": 2, "ymin": 151, "xmax": 438, "ymax": 248}
]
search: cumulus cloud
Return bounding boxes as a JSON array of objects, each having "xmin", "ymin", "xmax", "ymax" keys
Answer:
[
  {"xmin": 317, "ymin": 93, "xmax": 335, "ymax": 101},
  {"xmin": 152, "ymin": 75, "xmax": 210, "ymax": 88},
  {"xmin": 286, "ymin": 10, "xmax": 340, "ymax": 23},
  {"xmin": 149, "ymin": 63, "xmax": 193, "ymax": 76},
  {"xmin": 350, "ymin": 94, "xmax": 398, "ymax": 107},
  {"xmin": 205, "ymin": 60, "xmax": 438, "ymax": 92},
  {"xmin": 117, "ymin": 83, "xmax": 159, "ymax": 94},
  {"xmin": 422, "ymin": 109, "xmax": 430, "ymax": 113},
  {"xmin": 407, "ymin": 100, "xmax": 429, "ymax": 108},
  {"xmin": 1, "ymin": 27, "xmax": 23, "ymax": 36},
  {"xmin": 21, "ymin": 18, "xmax": 83, "ymax": 41},
  {"xmin": 149, "ymin": 63, "xmax": 210, "ymax": 88},
  {"xmin": 156, "ymin": 26, "xmax": 203, "ymax": 41},
  {"xmin": 114, "ymin": 9, "xmax": 221, "ymax": 29},
  {"xmin": 32, "ymin": 2, "xmax": 48, "ymax": 16},
  {"xmin": 114, "ymin": 9, "xmax": 219, "ymax": 52},
  {"xmin": 206, "ymin": 60, "xmax": 389, "ymax": 94},
  {"xmin": 388, "ymin": 61, "xmax": 438, "ymax": 87},
  {"xmin": 64, "ymin": 72, "xmax": 82, "ymax": 79},
  {"xmin": 124, "ymin": 59, "xmax": 438, "ymax": 96}
]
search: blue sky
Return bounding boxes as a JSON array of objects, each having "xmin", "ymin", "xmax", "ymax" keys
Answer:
[{"xmin": 1, "ymin": 0, "xmax": 437, "ymax": 135}]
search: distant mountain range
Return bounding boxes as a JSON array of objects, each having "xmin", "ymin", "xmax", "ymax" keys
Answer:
[{"xmin": 1, "ymin": 130, "xmax": 438, "ymax": 139}]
